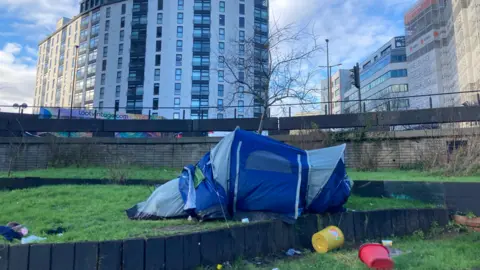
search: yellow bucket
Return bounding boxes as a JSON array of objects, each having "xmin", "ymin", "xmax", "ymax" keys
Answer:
[{"xmin": 311, "ymin": 226, "xmax": 344, "ymax": 253}]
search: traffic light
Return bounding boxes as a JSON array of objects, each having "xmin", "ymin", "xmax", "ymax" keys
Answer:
[{"xmin": 350, "ymin": 63, "xmax": 360, "ymax": 89}]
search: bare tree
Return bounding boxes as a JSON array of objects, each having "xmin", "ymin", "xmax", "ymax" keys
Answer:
[{"xmin": 222, "ymin": 20, "xmax": 324, "ymax": 133}]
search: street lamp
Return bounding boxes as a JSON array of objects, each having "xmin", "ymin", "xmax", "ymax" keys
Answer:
[{"xmin": 12, "ymin": 103, "xmax": 28, "ymax": 113}]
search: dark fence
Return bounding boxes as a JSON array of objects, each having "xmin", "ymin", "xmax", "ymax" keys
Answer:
[
  {"xmin": 0, "ymin": 208, "xmax": 449, "ymax": 270},
  {"xmin": 0, "ymin": 178, "xmax": 167, "ymax": 190},
  {"xmin": 1, "ymin": 107, "xmax": 480, "ymax": 134},
  {"xmin": 353, "ymin": 180, "xmax": 480, "ymax": 215}
]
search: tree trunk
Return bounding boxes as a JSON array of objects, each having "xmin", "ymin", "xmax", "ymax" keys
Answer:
[{"xmin": 257, "ymin": 107, "xmax": 268, "ymax": 134}]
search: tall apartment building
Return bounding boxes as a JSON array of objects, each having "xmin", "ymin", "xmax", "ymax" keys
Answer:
[
  {"xmin": 344, "ymin": 36, "xmax": 409, "ymax": 113},
  {"xmin": 34, "ymin": 0, "xmax": 269, "ymax": 119}
]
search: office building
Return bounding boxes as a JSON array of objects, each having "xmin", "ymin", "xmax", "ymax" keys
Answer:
[
  {"xmin": 34, "ymin": 0, "xmax": 269, "ymax": 119},
  {"xmin": 344, "ymin": 36, "xmax": 409, "ymax": 113}
]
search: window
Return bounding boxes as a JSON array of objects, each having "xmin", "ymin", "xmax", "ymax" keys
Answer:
[
  {"xmin": 154, "ymin": 69, "xmax": 160, "ymax": 81},
  {"xmin": 119, "ymin": 30, "xmax": 124, "ymax": 41},
  {"xmin": 178, "ymin": 0, "xmax": 184, "ymax": 10},
  {"xmin": 115, "ymin": 85, "xmax": 120, "ymax": 97},
  {"xmin": 239, "ymin": 4, "xmax": 245, "ymax": 14},
  {"xmin": 219, "ymin": 28, "xmax": 225, "ymax": 40},
  {"xmin": 155, "ymin": 54, "xmax": 161, "ymax": 66},
  {"xmin": 154, "ymin": 83, "xmax": 159, "ymax": 95},
  {"xmin": 121, "ymin": 17, "xmax": 125, "ymax": 28},
  {"xmin": 153, "ymin": 98, "xmax": 159, "ymax": 110},
  {"xmin": 219, "ymin": 1, "xmax": 225, "ymax": 12},
  {"xmin": 116, "ymin": 71, "xmax": 122, "ymax": 83},
  {"xmin": 105, "ymin": 20, "xmax": 110, "ymax": 31},
  {"xmin": 99, "ymin": 101, "xmax": 104, "ymax": 110},
  {"xmin": 101, "ymin": 74, "xmax": 105, "ymax": 85},
  {"xmin": 194, "ymin": 14, "xmax": 211, "ymax": 24},
  {"xmin": 192, "ymin": 70, "xmax": 210, "ymax": 81},
  {"xmin": 157, "ymin": 26, "xmax": 162, "ymax": 38},
  {"xmin": 175, "ymin": 83, "xmax": 181, "ymax": 95},
  {"xmin": 177, "ymin": 26, "xmax": 183, "ymax": 38},
  {"xmin": 177, "ymin": 13, "xmax": 183, "ymax": 24},
  {"xmin": 217, "ymin": 99, "xmax": 224, "ymax": 110},
  {"xmin": 104, "ymin": 33, "xmax": 109, "ymax": 44},
  {"xmin": 106, "ymin": 7, "xmax": 111, "ymax": 18},
  {"xmin": 174, "ymin": 97, "xmax": 180, "ymax": 108},
  {"xmin": 157, "ymin": 13, "xmax": 163, "ymax": 24},
  {"xmin": 238, "ymin": 58, "xmax": 244, "ymax": 69},
  {"xmin": 219, "ymin": 42, "xmax": 225, "ymax": 53},
  {"xmin": 239, "ymin": 72, "xmax": 245, "ymax": 82},
  {"xmin": 158, "ymin": 0, "xmax": 163, "ymax": 10},
  {"xmin": 176, "ymin": 40, "xmax": 183, "ymax": 52},
  {"xmin": 118, "ymin": 43, "xmax": 123, "ymax": 55},
  {"xmin": 239, "ymin": 17, "xmax": 245, "ymax": 28},
  {"xmin": 193, "ymin": 26, "xmax": 210, "ymax": 38},
  {"xmin": 238, "ymin": 86, "xmax": 244, "ymax": 98},
  {"xmin": 102, "ymin": 59, "xmax": 107, "ymax": 71},
  {"xmin": 239, "ymin": 44, "xmax": 245, "ymax": 55},
  {"xmin": 238, "ymin": 100, "xmax": 244, "ymax": 112},
  {"xmin": 218, "ymin": 85, "xmax": 224, "ymax": 96},
  {"xmin": 129, "ymin": 71, "xmax": 137, "ymax": 82},
  {"xmin": 176, "ymin": 54, "xmax": 182, "ymax": 66},
  {"xmin": 217, "ymin": 113, "xmax": 224, "ymax": 119},
  {"xmin": 115, "ymin": 100, "xmax": 119, "ymax": 111},
  {"xmin": 103, "ymin": 46, "xmax": 108, "ymax": 57},
  {"xmin": 173, "ymin": 112, "xmax": 180, "ymax": 119},
  {"xmin": 133, "ymin": 3, "xmax": 140, "ymax": 12},
  {"xmin": 175, "ymin": 69, "xmax": 182, "ymax": 80},
  {"xmin": 218, "ymin": 71, "xmax": 224, "ymax": 82},
  {"xmin": 121, "ymin": 4, "xmax": 126, "ymax": 14},
  {"xmin": 193, "ymin": 55, "xmax": 210, "ymax": 66},
  {"xmin": 218, "ymin": 56, "xmax": 224, "ymax": 68},
  {"xmin": 156, "ymin": 40, "xmax": 162, "ymax": 52},
  {"xmin": 219, "ymin": 15, "xmax": 225, "ymax": 26},
  {"xmin": 117, "ymin": 58, "xmax": 122, "ymax": 69},
  {"xmin": 239, "ymin": 31, "xmax": 245, "ymax": 42}
]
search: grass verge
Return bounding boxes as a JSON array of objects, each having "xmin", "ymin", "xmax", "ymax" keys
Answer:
[
  {"xmin": 230, "ymin": 233, "xmax": 480, "ymax": 270},
  {"xmin": 0, "ymin": 185, "xmax": 433, "ymax": 244}
]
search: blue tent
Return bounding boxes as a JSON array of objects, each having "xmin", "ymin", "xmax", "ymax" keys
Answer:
[{"xmin": 127, "ymin": 128, "xmax": 352, "ymax": 221}]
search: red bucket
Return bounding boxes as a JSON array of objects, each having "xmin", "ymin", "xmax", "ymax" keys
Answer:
[{"xmin": 358, "ymin": 243, "xmax": 394, "ymax": 269}]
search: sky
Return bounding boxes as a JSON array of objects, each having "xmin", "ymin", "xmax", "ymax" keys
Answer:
[{"xmin": 0, "ymin": 0, "xmax": 417, "ymax": 112}]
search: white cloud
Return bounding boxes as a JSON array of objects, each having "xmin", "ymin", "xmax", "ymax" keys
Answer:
[{"xmin": 0, "ymin": 43, "xmax": 36, "ymax": 111}]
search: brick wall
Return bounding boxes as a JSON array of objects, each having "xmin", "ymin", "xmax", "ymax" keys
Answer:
[{"xmin": 1, "ymin": 128, "xmax": 479, "ymax": 171}]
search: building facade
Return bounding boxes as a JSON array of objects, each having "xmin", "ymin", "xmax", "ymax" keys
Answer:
[
  {"xmin": 344, "ymin": 36, "xmax": 409, "ymax": 113},
  {"xmin": 34, "ymin": 0, "xmax": 269, "ymax": 119},
  {"xmin": 319, "ymin": 69, "xmax": 351, "ymax": 115}
]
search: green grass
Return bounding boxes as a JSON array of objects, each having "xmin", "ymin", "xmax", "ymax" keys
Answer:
[
  {"xmin": 0, "ymin": 166, "xmax": 180, "ymax": 181},
  {"xmin": 230, "ymin": 233, "xmax": 480, "ymax": 270},
  {"xmin": 0, "ymin": 185, "xmax": 433, "ymax": 244},
  {"xmin": 1, "ymin": 167, "xmax": 479, "ymax": 182},
  {"xmin": 0, "ymin": 185, "xmax": 232, "ymax": 244},
  {"xmin": 348, "ymin": 169, "xmax": 480, "ymax": 182},
  {"xmin": 345, "ymin": 196, "xmax": 436, "ymax": 211}
]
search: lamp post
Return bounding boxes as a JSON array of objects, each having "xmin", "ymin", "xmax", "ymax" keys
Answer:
[
  {"xmin": 319, "ymin": 63, "xmax": 342, "ymax": 115},
  {"xmin": 326, "ymin": 39, "xmax": 330, "ymax": 114},
  {"xmin": 70, "ymin": 45, "xmax": 80, "ymax": 119}
]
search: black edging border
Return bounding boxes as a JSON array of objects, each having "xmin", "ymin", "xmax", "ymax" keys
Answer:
[{"xmin": 0, "ymin": 208, "xmax": 449, "ymax": 270}]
